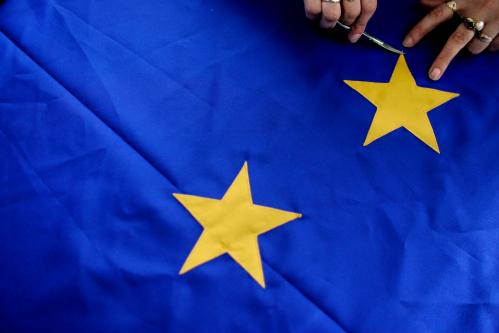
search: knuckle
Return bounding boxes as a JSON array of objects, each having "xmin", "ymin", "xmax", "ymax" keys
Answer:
[
  {"xmin": 305, "ymin": 6, "xmax": 321, "ymax": 16},
  {"xmin": 342, "ymin": 17, "xmax": 354, "ymax": 24},
  {"xmin": 420, "ymin": 0, "xmax": 440, "ymax": 7},
  {"xmin": 362, "ymin": 1, "xmax": 377, "ymax": 14},
  {"xmin": 429, "ymin": 6, "xmax": 446, "ymax": 19},
  {"xmin": 483, "ymin": 0, "xmax": 496, "ymax": 10},
  {"xmin": 354, "ymin": 22, "xmax": 367, "ymax": 30},
  {"xmin": 452, "ymin": 31, "xmax": 469, "ymax": 44},
  {"xmin": 323, "ymin": 10, "xmax": 340, "ymax": 22},
  {"xmin": 411, "ymin": 26, "xmax": 423, "ymax": 38},
  {"xmin": 343, "ymin": 11, "xmax": 360, "ymax": 23},
  {"xmin": 434, "ymin": 54, "xmax": 449, "ymax": 67}
]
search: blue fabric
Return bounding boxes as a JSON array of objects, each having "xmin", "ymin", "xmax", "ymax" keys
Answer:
[{"xmin": 1, "ymin": 0, "xmax": 499, "ymax": 332}]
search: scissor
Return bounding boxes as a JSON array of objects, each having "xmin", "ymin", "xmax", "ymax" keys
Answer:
[{"xmin": 335, "ymin": 21, "xmax": 404, "ymax": 55}]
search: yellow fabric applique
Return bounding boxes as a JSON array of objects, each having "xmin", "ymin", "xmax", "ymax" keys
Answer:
[
  {"xmin": 344, "ymin": 55, "xmax": 459, "ymax": 153},
  {"xmin": 173, "ymin": 162, "xmax": 302, "ymax": 288}
]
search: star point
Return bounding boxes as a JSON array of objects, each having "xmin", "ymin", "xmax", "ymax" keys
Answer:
[
  {"xmin": 174, "ymin": 162, "xmax": 301, "ymax": 288},
  {"xmin": 345, "ymin": 55, "xmax": 459, "ymax": 153}
]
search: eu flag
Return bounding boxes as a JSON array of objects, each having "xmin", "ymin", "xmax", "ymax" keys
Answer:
[{"xmin": 1, "ymin": 0, "xmax": 498, "ymax": 332}]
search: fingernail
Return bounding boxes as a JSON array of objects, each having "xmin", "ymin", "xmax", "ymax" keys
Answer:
[
  {"xmin": 429, "ymin": 68, "xmax": 441, "ymax": 81},
  {"xmin": 350, "ymin": 34, "xmax": 361, "ymax": 43},
  {"xmin": 403, "ymin": 37, "xmax": 413, "ymax": 47}
]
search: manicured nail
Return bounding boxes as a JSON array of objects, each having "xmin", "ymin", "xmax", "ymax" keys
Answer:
[
  {"xmin": 403, "ymin": 36, "xmax": 413, "ymax": 47},
  {"xmin": 350, "ymin": 34, "xmax": 361, "ymax": 43},
  {"xmin": 429, "ymin": 68, "xmax": 441, "ymax": 81}
]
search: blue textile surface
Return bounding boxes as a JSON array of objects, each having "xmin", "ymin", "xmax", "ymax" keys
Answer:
[{"xmin": 1, "ymin": 0, "xmax": 498, "ymax": 332}]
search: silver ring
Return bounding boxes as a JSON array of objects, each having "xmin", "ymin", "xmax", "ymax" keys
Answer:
[
  {"xmin": 477, "ymin": 33, "xmax": 493, "ymax": 43},
  {"xmin": 322, "ymin": 0, "xmax": 341, "ymax": 3},
  {"xmin": 445, "ymin": 1, "xmax": 457, "ymax": 12},
  {"xmin": 463, "ymin": 17, "xmax": 485, "ymax": 32}
]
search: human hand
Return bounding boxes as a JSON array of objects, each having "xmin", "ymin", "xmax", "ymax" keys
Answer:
[
  {"xmin": 403, "ymin": 0, "xmax": 499, "ymax": 80},
  {"xmin": 304, "ymin": 0, "xmax": 377, "ymax": 43}
]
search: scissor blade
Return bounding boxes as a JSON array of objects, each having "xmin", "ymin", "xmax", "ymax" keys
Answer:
[
  {"xmin": 362, "ymin": 32, "xmax": 404, "ymax": 55},
  {"xmin": 334, "ymin": 22, "xmax": 404, "ymax": 55}
]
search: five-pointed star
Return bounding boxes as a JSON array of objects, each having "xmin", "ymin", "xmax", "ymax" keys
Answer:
[
  {"xmin": 344, "ymin": 55, "xmax": 459, "ymax": 153},
  {"xmin": 173, "ymin": 162, "xmax": 302, "ymax": 288}
]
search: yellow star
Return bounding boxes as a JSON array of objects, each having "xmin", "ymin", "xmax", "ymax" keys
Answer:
[
  {"xmin": 344, "ymin": 55, "xmax": 459, "ymax": 153},
  {"xmin": 173, "ymin": 162, "xmax": 302, "ymax": 288}
]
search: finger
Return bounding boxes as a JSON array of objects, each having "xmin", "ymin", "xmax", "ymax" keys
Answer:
[
  {"xmin": 468, "ymin": 27, "xmax": 498, "ymax": 55},
  {"xmin": 403, "ymin": 3, "xmax": 454, "ymax": 47},
  {"xmin": 420, "ymin": 0, "xmax": 444, "ymax": 8},
  {"xmin": 349, "ymin": 0, "xmax": 377, "ymax": 43},
  {"xmin": 304, "ymin": 0, "xmax": 322, "ymax": 19},
  {"xmin": 321, "ymin": 1, "xmax": 341, "ymax": 28},
  {"xmin": 428, "ymin": 23, "xmax": 475, "ymax": 80},
  {"xmin": 341, "ymin": 0, "xmax": 361, "ymax": 26},
  {"xmin": 489, "ymin": 36, "xmax": 499, "ymax": 51}
]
